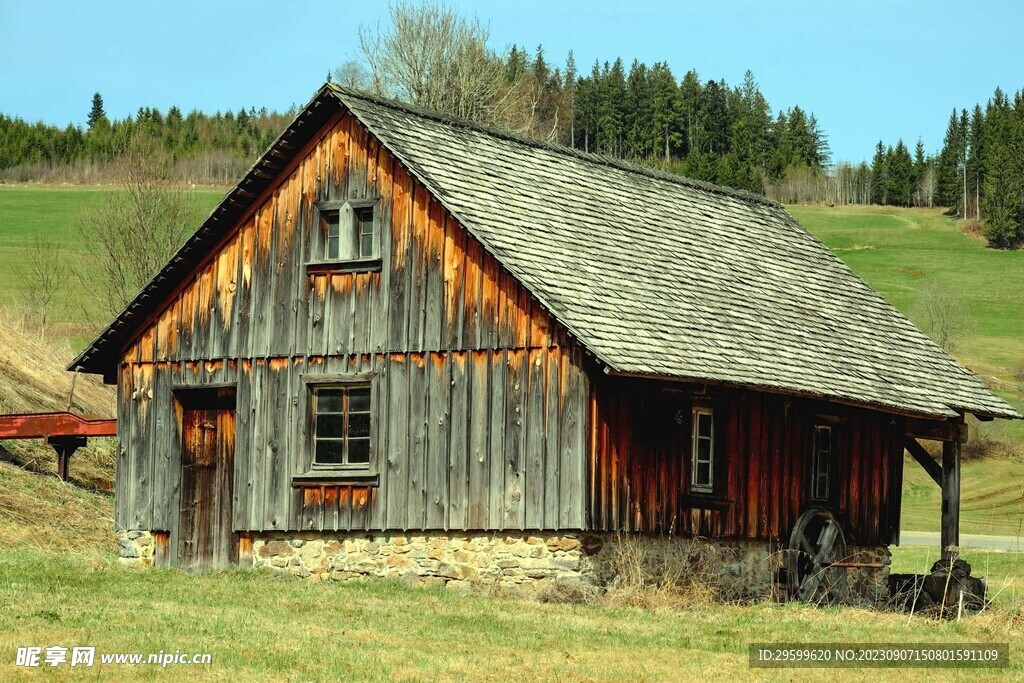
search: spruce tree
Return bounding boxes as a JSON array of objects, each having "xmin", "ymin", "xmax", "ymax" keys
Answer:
[
  {"xmin": 87, "ymin": 92, "xmax": 106, "ymax": 129},
  {"xmin": 870, "ymin": 141, "xmax": 887, "ymax": 205}
]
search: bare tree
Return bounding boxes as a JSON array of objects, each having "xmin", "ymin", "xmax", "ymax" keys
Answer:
[
  {"xmin": 17, "ymin": 236, "xmax": 69, "ymax": 336},
  {"xmin": 910, "ymin": 282, "xmax": 972, "ymax": 353},
  {"xmin": 83, "ymin": 136, "xmax": 199, "ymax": 317},
  {"xmin": 332, "ymin": 59, "xmax": 370, "ymax": 89},
  {"xmin": 354, "ymin": 1, "xmax": 532, "ymax": 129}
]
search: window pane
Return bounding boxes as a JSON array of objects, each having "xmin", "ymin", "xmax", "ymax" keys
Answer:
[
  {"xmin": 360, "ymin": 234, "xmax": 375, "ymax": 258},
  {"xmin": 348, "ymin": 389, "xmax": 370, "ymax": 412},
  {"xmin": 325, "ymin": 212, "xmax": 340, "ymax": 259},
  {"xmin": 315, "ymin": 439, "xmax": 344, "ymax": 464},
  {"xmin": 348, "ymin": 412, "xmax": 370, "ymax": 438},
  {"xmin": 696, "ymin": 437, "xmax": 712, "ymax": 463},
  {"xmin": 316, "ymin": 414, "xmax": 345, "ymax": 439},
  {"xmin": 356, "ymin": 208, "xmax": 374, "ymax": 233},
  {"xmin": 697, "ymin": 412, "xmax": 713, "ymax": 438},
  {"xmin": 348, "ymin": 438, "xmax": 370, "ymax": 464},
  {"xmin": 695, "ymin": 461, "xmax": 712, "ymax": 487},
  {"xmin": 316, "ymin": 389, "xmax": 344, "ymax": 413}
]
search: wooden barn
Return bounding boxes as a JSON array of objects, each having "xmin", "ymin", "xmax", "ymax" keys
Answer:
[{"xmin": 71, "ymin": 84, "xmax": 1020, "ymax": 602}]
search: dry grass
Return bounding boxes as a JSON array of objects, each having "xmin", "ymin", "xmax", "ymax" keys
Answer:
[
  {"xmin": 0, "ymin": 305, "xmax": 114, "ymax": 418},
  {"xmin": 960, "ymin": 218, "xmax": 986, "ymax": 238}
]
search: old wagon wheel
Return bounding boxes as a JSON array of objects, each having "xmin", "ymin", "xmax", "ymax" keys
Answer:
[{"xmin": 786, "ymin": 509, "xmax": 848, "ymax": 604}]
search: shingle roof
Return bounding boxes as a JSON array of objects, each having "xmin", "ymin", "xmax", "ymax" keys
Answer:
[
  {"xmin": 333, "ymin": 86, "xmax": 1018, "ymax": 421},
  {"xmin": 72, "ymin": 84, "xmax": 1020, "ymax": 421}
]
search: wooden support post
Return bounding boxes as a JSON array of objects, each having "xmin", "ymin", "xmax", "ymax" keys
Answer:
[
  {"xmin": 941, "ymin": 437, "xmax": 961, "ymax": 560},
  {"xmin": 46, "ymin": 436, "xmax": 86, "ymax": 482}
]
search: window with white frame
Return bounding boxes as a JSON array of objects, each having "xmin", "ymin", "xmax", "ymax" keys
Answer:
[
  {"xmin": 811, "ymin": 425, "xmax": 833, "ymax": 501},
  {"xmin": 690, "ymin": 407, "xmax": 715, "ymax": 492}
]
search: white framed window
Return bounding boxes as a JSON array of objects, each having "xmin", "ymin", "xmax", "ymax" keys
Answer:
[
  {"xmin": 811, "ymin": 425, "xmax": 832, "ymax": 501},
  {"xmin": 690, "ymin": 408, "xmax": 715, "ymax": 493}
]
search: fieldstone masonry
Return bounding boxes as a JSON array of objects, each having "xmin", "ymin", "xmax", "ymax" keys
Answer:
[
  {"xmin": 117, "ymin": 530, "xmax": 155, "ymax": 568},
  {"xmin": 114, "ymin": 528, "xmax": 889, "ymax": 604},
  {"xmin": 246, "ymin": 531, "xmax": 891, "ymax": 604}
]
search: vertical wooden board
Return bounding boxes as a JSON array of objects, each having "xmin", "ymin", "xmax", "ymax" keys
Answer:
[
  {"xmin": 487, "ymin": 349, "xmax": 507, "ymax": 529},
  {"xmin": 441, "ymin": 213, "xmax": 466, "ymax": 350},
  {"xmin": 262, "ymin": 359, "xmax": 291, "ymax": 530},
  {"xmin": 150, "ymin": 364, "xmax": 171, "ymax": 530},
  {"xmin": 388, "ymin": 165, "xmax": 412, "ymax": 351},
  {"xmin": 524, "ymin": 348, "xmax": 547, "ymax": 529},
  {"xmin": 503, "ymin": 349, "xmax": 526, "ymax": 529},
  {"xmin": 270, "ymin": 180, "xmax": 300, "ymax": 357},
  {"xmin": 323, "ymin": 486, "xmax": 339, "ymax": 531},
  {"xmin": 757, "ymin": 398, "xmax": 770, "ymax": 538},
  {"xmin": 351, "ymin": 486, "xmax": 371, "ymax": 531},
  {"xmin": 745, "ymin": 396, "xmax": 761, "ymax": 538},
  {"xmin": 495, "ymin": 270, "xmax": 515, "ymax": 349},
  {"xmin": 768, "ymin": 399, "xmax": 782, "ymax": 539},
  {"xmin": 195, "ymin": 264, "xmax": 214, "ymax": 358},
  {"xmin": 544, "ymin": 348, "xmax": 562, "ymax": 530},
  {"xmin": 407, "ymin": 353, "xmax": 428, "ymax": 529},
  {"xmin": 337, "ymin": 486, "xmax": 352, "ymax": 531},
  {"xmin": 425, "ymin": 353, "xmax": 450, "ymax": 529},
  {"xmin": 848, "ymin": 413, "xmax": 861, "ymax": 530},
  {"xmin": 177, "ymin": 279, "xmax": 196, "ymax": 359},
  {"xmin": 251, "ymin": 199, "xmax": 276, "ymax": 358},
  {"xmin": 370, "ymin": 147, "xmax": 394, "ymax": 354},
  {"xmin": 514, "ymin": 284, "xmax": 530, "ymax": 349},
  {"xmin": 462, "ymin": 237, "xmax": 482, "ymax": 349},
  {"xmin": 246, "ymin": 360, "xmax": 265, "ymax": 530},
  {"xmin": 558, "ymin": 347, "xmax": 585, "ymax": 529},
  {"xmin": 235, "ymin": 217, "xmax": 255, "ymax": 359},
  {"xmin": 131, "ymin": 364, "xmax": 154, "ymax": 530},
  {"xmin": 385, "ymin": 354, "xmax": 409, "ymax": 530},
  {"xmin": 330, "ymin": 276, "xmax": 353, "ymax": 354},
  {"xmin": 308, "ymin": 275, "xmax": 328, "ymax": 356},
  {"xmin": 467, "ymin": 351, "xmax": 490, "ymax": 529},
  {"xmin": 114, "ymin": 364, "xmax": 132, "ymax": 528},
  {"xmin": 409, "ymin": 186, "xmax": 430, "ymax": 352},
  {"xmin": 353, "ymin": 272, "xmax": 370, "ymax": 353},
  {"xmin": 292, "ymin": 150, "xmax": 315, "ymax": 357},
  {"xmin": 368, "ymin": 354, "xmax": 389, "ymax": 529},
  {"xmin": 448, "ymin": 353, "xmax": 470, "ymax": 530},
  {"xmin": 302, "ymin": 487, "xmax": 324, "ymax": 532},
  {"xmin": 480, "ymin": 252, "xmax": 499, "ymax": 349},
  {"xmin": 285, "ymin": 358, "xmax": 305, "ymax": 531},
  {"xmin": 348, "ymin": 118, "xmax": 369, "ymax": 199},
  {"xmin": 232, "ymin": 364, "xmax": 252, "ymax": 531}
]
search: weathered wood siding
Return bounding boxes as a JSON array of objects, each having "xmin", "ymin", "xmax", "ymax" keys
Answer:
[
  {"xmin": 113, "ymin": 111, "xmax": 589, "ymax": 534},
  {"xmin": 587, "ymin": 377, "xmax": 904, "ymax": 546}
]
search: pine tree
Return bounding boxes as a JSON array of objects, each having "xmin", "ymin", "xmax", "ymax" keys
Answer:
[
  {"xmin": 88, "ymin": 92, "xmax": 106, "ymax": 129},
  {"xmin": 870, "ymin": 141, "xmax": 887, "ymax": 205},
  {"xmin": 886, "ymin": 140, "xmax": 913, "ymax": 206}
]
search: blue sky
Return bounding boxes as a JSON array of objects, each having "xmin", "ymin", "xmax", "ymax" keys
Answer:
[{"xmin": 1, "ymin": 0, "xmax": 1021, "ymax": 162}]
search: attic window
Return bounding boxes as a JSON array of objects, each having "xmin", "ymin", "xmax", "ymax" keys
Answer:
[{"xmin": 307, "ymin": 199, "xmax": 382, "ymax": 274}]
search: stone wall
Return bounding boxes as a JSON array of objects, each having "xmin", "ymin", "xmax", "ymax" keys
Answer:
[
  {"xmin": 248, "ymin": 531, "xmax": 891, "ymax": 605},
  {"xmin": 116, "ymin": 530, "xmax": 155, "ymax": 568}
]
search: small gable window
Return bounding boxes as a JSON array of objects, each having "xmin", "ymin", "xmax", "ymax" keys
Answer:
[
  {"xmin": 690, "ymin": 407, "xmax": 715, "ymax": 493},
  {"xmin": 308, "ymin": 199, "xmax": 382, "ymax": 273},
  {"xmin": 811, "ymin": 425, "xmax": 833, "ymax": 502}
]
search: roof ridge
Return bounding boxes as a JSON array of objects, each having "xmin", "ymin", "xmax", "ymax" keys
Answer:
[{"xmin": 326, "ymin": 83, "xmax": 782, "ymax": 209}]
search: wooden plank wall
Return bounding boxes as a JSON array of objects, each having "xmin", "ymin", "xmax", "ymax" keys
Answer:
[
  {"xmin": 112, "ymin": 111, "xmax": 589, "ymax": 534},
  {"xmin": 587, "ymin": 377, "xmax": 904, "ymax": 546}
]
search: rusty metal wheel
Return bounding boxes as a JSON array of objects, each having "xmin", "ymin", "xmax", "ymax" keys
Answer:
[{"xmin": 787, "ymin": 509, "xmax": 848, "ymax": 604}]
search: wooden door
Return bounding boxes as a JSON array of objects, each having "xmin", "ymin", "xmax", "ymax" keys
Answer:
[{"xmin": 177, "ymin": 388, "xmax": 237, "ymax": 571}]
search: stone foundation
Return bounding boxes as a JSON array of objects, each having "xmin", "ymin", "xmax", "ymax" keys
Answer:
[
  {"xmin": 249, "ymin": 531, "xmax": 890, "ymax": 604},
  {"xmin": 117, "ymin": 530, "xmax": 155, "ymax": 568}
]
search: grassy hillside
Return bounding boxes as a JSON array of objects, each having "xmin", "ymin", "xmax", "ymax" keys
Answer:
[
  {"xmin": 0, "ymin": 185, "xmax": 224, "ymax": 348},
  {"xmin": 789, "ymin": 205, "xmax": 1024, "ymax": 436}
]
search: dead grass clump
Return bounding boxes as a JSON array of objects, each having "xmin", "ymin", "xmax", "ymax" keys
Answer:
[
  {"xmin": 536, "ymin": 576, "xmax": 602, "ymax": 605},
  {"xmin": 604, "ymin": 534, "xmax": 726, "ymax": 610},
  {"xmin": 960, "ymin": 218, "xmax": 985, "ymax": 238}
]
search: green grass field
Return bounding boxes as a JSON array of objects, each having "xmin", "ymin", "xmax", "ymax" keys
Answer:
[
  {"xmin": 0, "ymin": 546, "xmax": 1020, "ymax": 682},
  {"xmin": 0, "ymin": 185, "xmax": 224, "ymax": 347}
]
